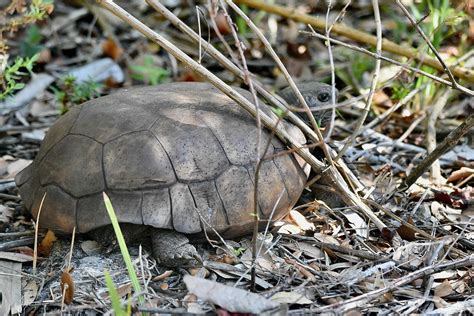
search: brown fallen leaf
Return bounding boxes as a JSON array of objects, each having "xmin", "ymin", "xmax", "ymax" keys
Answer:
[
  {"xmin": 270, "ymin": 291, "xmax": 312, "ymax": 305},
  {"xmin": 102, "ymin": 38, "xmax": 123, "ymax": 60},
  {"xmin": 38, "ymin": 230, "xmax": 57, "ymax": 257},
  {"xmin": 397, "ymin": 217, "xmax": 416, "ymax": 241},
  {"xmin": 60, "ymin": 269, "xmax": 75, "ymax": 304},
  {"xmin": 447, "ymin": 167, "xmax": 474, "ymax": 183},
  {"xmin": 288, "ymin": 210, "xmax": 315, "ymax": 231},
  {"xmin": 213, "ymin": 11, "xmax": 232, "ymax": 35},
  {"xmin": 434, "ymin": 279, "xmax": 453, "ymax": 298},
  {"xmin": 373, "ymin": 90, "xmax": 393, "ymax": 108}
]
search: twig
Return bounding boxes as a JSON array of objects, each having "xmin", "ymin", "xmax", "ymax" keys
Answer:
[
  {"xmin": 66, "ymin": 226, "xmax": 76, "ymax": 270},
  {"xmin": 397, "ymin": 113, "xmax": 426, "ymax": 144},
  {"xmin": 426, "ymin": 90, "xmax": 451, "ymax": 183},
  {"xmin": 0, "ymin": 237, "xmax": 35, "ymax": 251},
  {"xmin": 207, "ymin": 0, "xmax": 242, "ymax": 67},
  {"xmin": 33, "ymin": 192, "xmax": 46, "ymax": 275},
  {"xmin": 363, "ymin": 86, "xmax": 422, "ymax": 131},
  {"xmin": 0, "ymin": 192, "xmax": 21, "ymax": 201},
  {"xmin": 398, "ymin": 113, "xmax": 474, "ymax": 191},
  {"xmin": 335, "ymin": 0, "xmax": 382, "ymax": 160},
  {"xmin": 395, "ymin": 0, "xmax": 458, "ymax": 89},
  {"xmin": 215, "ymin": 0, "xmax": 266, "ymax": 290},
  {"xmin": 146, "ymin": 0, "xmax": 330, "ymax": 152},
  {"xmin": 233, "ymin": 0, "xmax": 474, "ymax": 83},
  {"xmin": 223, "ymin": 0, "xmax": 333, "ymax": 168},
  {"xmin": 283, "ymin": 234, "xmax": 386, "ymax": 262},
  {"xmin": 302, "ymin": 30, "xmax": 474, "ymax": 97},
  {"xmin": 0, "ymin": 230, "xmax": 35, "ymax": 238},
  {"xmin": 0, "ymin": 123, "xmax": 52, "ymax": 133},
  {"xmin": 322, "ymin": 0, "xmax": 348, "ymax": 140}
]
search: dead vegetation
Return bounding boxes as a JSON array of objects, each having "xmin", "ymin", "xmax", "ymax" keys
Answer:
[{"xmin": 0, "ymin": 0, "xmax": 473, "ymax": 315}]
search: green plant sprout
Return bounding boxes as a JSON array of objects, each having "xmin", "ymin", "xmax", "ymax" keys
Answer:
[
  {"xmin": 130, "ymin": 55, "xmax": 170, "ymax": 85},
  {"xmin": 0, "ymin": 54, "xmax": 39, "ymax": 100},
  {"xmin": 51, "ymin": 75, "xmax": 102, "ymax": 114}
]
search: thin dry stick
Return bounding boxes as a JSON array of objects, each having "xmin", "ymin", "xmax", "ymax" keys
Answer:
[
  {"xmin": 66, "ymin": 226, "xmax": 76, "ymax": 270},
  {"xmin": 303, "ymin": 30, "xmax": 474, "ymax": 97},
  {"xmin": 322, "ymin": 0, "xmax": 346, "ymax": 140},
  {"xmin": 100, "ymin": 0, "xmax": 386, "ymax": 231},
  {"xmin": 398, "ymin": 113, "xmax": 474, "ymax": 191},
  {"xmin": 335, "ymin": 0, "xmax": 382, "ymax": 161},
  {"xmin": 426, "ymin": 90, "xmax": 451, "ymax": 183},
  {"xmin": 33, "ymin": 192, "xmax": 46, "ymax": 275},
  {"xmin": 216, "ymin": 0, "xmax": 265, "ymax": 290},
  {"xmin": 364, "ymin": 87, "xmax": 421, "ymax": 131},
  {"xmin": 146, "ymin": 0, "xmax": 327, "ymax": 148},
  {"xmin": 223, "ymin": 0, "xmax": 334, "ymax": 168},
  {"xmin": 395, "ymin": 0, "xmax": 458, "ymax": 89},
  {"xmin": 60, "ymin": 226, "xmax": 76, "ymax": 312},
  {"xmin": 233, "ymin": 189, "xmax": 286, "ymax": 288},
  {"xmin": 397, "ymin": 113, "xmax": 426, "ymax": 144},
  {"xmin": 207, "ymin": 0, "xmax": 241, "ymax": 67},
  {"xmin": 233, "ymin": 0, "xmax": 474, "ymax": 83}
]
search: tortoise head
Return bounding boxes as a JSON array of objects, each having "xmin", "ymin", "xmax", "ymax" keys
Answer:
[{"xmin": 278, "ymin": 82, "xmax": 337, "ymax": 130}]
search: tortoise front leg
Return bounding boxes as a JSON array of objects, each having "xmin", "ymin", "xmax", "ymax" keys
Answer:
[{"xmin": 150, "ymin": 229, "xmax": 201, "ymax": 267}]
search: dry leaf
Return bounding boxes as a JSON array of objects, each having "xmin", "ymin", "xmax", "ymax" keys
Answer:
[
  {"xmin": 271, "ymin": 291, "xmax": 312, "ymax": 305},
  {"xmin": 183, "ymin": 293, "xmax": 204, "ymax": 314},
  {"xmin": 285, "ymin": 258, "xmax": 316, "ymax": 282},
  {"xmin": 6, "ymin": 159, "xmax": 31, "ymax": 178},
  {"xmin": 80, "ymin": 240, "xmax": 101, "ymax": 255},
  {"xmin": 434, "ymin": 279, "xmax": 453, "ymax": 298},
  {"xmin": 214, "ymin": 12, "xmax": 232, "ymax": 35},
  {"xmin": 313, "ymin": 233, "xmax": 340, "ymax": 245},
  {"xmin": 22, "ymin": 280, "xmax": 38, "ymax": 306},
  {"xmin": 342, "ymin": 210, "xmax": 368, "ymax": 237},
  {"xmin": 373, "ymin": 90, "xmax": 393, "ymax": 108},
  {"xmin": 102, "ymin": 38, "xmax": 123, "ymax": 60},
  {"xmin": 397, "ymin": 217, "xmax": 416, "ymax": 241},
  {"xmin": 38, "ymin": 230, "xmax": 57, "ymax": 257},
  {"xmin": 433, "ymin": 296, "xmax": 449, "ymax": 309},
  {"xmin": 447, "ymin": 167, "xmax": 474, "ymax": 182},
  {"xmin": 60, "ymin": 269, "xmax": 75, "ymax": 304},
  {"xmin": 277, "ymin": 223, "xmax": 302, "ymax": 234},
  {"xmin": 284, "ymin": 242, "xmax": 323, "ymax": 259},
  {"xmin": 184, "ymin": 275, "xmax": 279, "ymax": 314},
  {"xmin": 288, "ymin": 210, "xmax": 315, "ymax": 231}
]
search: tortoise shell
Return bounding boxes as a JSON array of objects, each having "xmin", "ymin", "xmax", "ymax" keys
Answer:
[{"xmin": 15, "ymin": 82, "xmax": 310, "ymax": 237}]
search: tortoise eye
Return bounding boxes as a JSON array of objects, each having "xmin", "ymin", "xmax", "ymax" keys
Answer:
[{"xmin": 317, "ymin": 92, "xmax": 330, "ymax": 103}]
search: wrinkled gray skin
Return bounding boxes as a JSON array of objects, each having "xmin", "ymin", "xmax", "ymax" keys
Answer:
[{"xmin": 15, "ymin": 82, "xmax": 335, "ymax": 267}]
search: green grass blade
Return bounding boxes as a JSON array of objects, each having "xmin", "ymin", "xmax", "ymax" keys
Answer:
[
  {"xmin": 104, "ymin": 270, "xmax": 126, "ymax": 316},
  {"xmin": 103, "ymin": 192, "xmax": 144, "ymax": 305}
]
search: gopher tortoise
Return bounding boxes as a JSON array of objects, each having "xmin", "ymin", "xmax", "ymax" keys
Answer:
[{"xmin": 15, "ymin": 81, "xmax": 333, "ymax": 267}]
